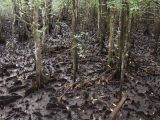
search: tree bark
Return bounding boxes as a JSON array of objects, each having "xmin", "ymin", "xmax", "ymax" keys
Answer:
[
  {"xmin": 98, "ymin": 0, "xmax": 107, "ymax": 53},
  {"xmin": 72, "ymin": 0, "xmax": 78, "ymax": 81},
  {"xmin": 32, "ymin": 0, "xmax": 42, "ymax": 88},
  {"xmin": 108, "ymin": 8, "xmax": 114, "ymax": 67},
  {"xmin": 12, "ymin": 0, "xmax": 20, "ymax": 27},
  {"xmin": 46, "ymin": 0, "xmax": 52, "ymax": 34},
  {"xmin": 0, "ymin": 18, "xmax": 5, "ymax": 44},
  {"xmin": 118, "ymin": 0, "xmax": 129, "ymax": 91}
]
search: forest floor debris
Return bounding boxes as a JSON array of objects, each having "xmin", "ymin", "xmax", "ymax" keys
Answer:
[{"xmin": 0, "ymin": 20, "xmax": 160, "ymax": 120}]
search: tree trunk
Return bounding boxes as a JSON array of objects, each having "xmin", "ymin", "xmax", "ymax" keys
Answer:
[
  {"xmin": 119, "ymin": 0, "xmax": 127, "ymax": 73},
  {"xmin": 32, "ymin": 1, "xmax": 42, "ymax": 88},
  {"xmin": 0, "ymin": 18, "xmax": 5, "ymax": 44},
  {"xmin": 23, "ymin": 0, "xmax": 31, "ymax": 32},
  {"xmin": 72, "ymin": 0, "xmax": 78, "ymax": 81},
  {"xmin": 126, "ymin": 11, "xmax": 132, "ymax": 67},
  {"xmin": 12, "ymin": 0, "xmax": 20, "ymax": 37},
  {"xmin": 119, "ymin": 0, "xmax": 129, "ymax": 92},
  {"xmin": 108, "ymin": 8, "xmax": 114, "ymax": 67},
  {"xmin": 12, "ymin": 0, "xmax": 20, "ymax": 27},
  {"xmin": 46, "ymin": 0, "xmax": 52, "ymax": 34},
  {"xmin": 98, "ymin": 0, "xmax": 107, "ymax": 53}
]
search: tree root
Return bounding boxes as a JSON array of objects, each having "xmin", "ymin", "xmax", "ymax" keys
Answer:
[{"xmin": 108, "ymin": 92, "xmax": 128, "ymax": 120}]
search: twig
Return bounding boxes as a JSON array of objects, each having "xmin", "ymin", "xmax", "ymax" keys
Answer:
[
  {"xmin": 108, "ymin": 92, "xmax": 128, "ymax": 120},
  {"xmin": 94, "ymin": 69, "xmax": 112, "ymax": 82},
  {"xmin": 57, "ymin": 81, "xmax": 79, "ymax": 101}
]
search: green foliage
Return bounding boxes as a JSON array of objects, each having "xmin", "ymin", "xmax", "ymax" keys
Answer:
[
  {"xmin": 108, "ymin": 0, "xmax": 160, "ymax": 16},
  {"xmin": 129, "ymin": 0, "xmax": 140, "ymax": 12},
  {"xmin": 0, "ymin": 0, "xmax": 13, "ymax": 16},
  {"xmin": 0, "ymin": 0, "xmax": 160, "ymax": 19},
  {"xmin": 109, "ymin": 0, "xmax": 122, "ymax": 10}
]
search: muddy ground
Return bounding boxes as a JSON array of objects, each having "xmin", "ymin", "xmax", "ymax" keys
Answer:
[{"xmin": 0, "ymin": 18, "xmax": 160, "ymax": 120}]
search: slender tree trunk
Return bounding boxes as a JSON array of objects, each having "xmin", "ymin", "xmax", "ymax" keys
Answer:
[
  {"xmin": 97, "ymin": 0, "xmax": 101, "ymax": 41},
  {"xmin": 119, "ymin": 0, "xmax": 129, "ymax": 92},
  {"xmin": 72, "ymin": 0, "xmax": 78, "ymax": 81},
  {"xmin": 130, "ymin": 13, "xmax": 135, "ymax": 48},
  {"xmin": 119, "ymin": 0, "xmax": 127, "ymax": 74},
  {"xmin": 93, "ymin": 3, "xmax": 97, "ymax": 31},
  {"xmin": 21, "ymin": 0, "xmax": 30, "ymax": 41},
  {"xmin": 98, "ymin": 0, "xmax": 107, "ymax": 53},
  {"xmin": 108, "ymin": 8, "xmax": 114, "ymax": 67},
  {"xmin": 46, "ymin": 0, "xmax": 52, "ymax": 34},
  {"xmin": 32, "ymin": 1, "xmax": 42, "ymax": 88},
  {"xmin": 42, "ymin": 0, "xmax": 47, "ymax": 37},
  {"xmin": 0, "ymin": 18, "xmax": 5, "ymax": 44},
  {"xmin": 126, "ymin": 11, "xmax": 132, "ymax": 67},
  {"xmin": 23, "ymin": 0, "xmax": 31, "ymax": 32},
  {"xmin": 12, "ymin": 0, "xmax": 20, "ymax": 36},
  {"xmin": 12, "ymin": 0, "xmax": 20, "ymax": 27}
]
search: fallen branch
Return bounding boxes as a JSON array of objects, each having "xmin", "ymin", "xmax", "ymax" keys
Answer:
[
  {"xmin": 94, "ymin": 69, "xmax": 113, "ymax": 82},
  {"xmin": 57, "ymin": 81, "xmax": 79, "ymax": 102},
  {"xmin": 108, "ymin": 92, "xmax": 128, "ymax": 120}
]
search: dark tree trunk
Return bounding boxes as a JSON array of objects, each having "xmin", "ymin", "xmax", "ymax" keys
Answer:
[
  {"xmin": 98, "ymin": 0, "xmax": 107, "ymax": 53},
  {"xmin": 72, "ymin": 0, "xmax": 78, "ymax": 81},
  {"xmin": 0, "ymin": 18, "xmax": 5, "ymax": 44}
]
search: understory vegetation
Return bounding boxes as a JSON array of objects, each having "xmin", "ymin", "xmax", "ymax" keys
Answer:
[{"xmin": 0, "ymin": 0, "xmax": 160, "ymax": 120}]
